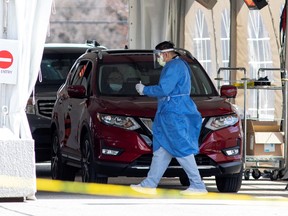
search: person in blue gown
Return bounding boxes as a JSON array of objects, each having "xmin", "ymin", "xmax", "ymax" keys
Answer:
[{"xmin": 131, "ymin": 41, "xmax": 207, "ymax": 195}]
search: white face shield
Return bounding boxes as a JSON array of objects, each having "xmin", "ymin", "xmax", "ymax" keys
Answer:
[
  {"xmin": 153, "ymin": 48, "xmax": 194, "ymax": 69},
  {"xmin": 153, "ymin": 48, "xmax": 175, "ymax": 68}
]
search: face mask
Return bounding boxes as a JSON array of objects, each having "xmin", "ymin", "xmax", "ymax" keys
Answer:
[
  {"xmin": 109, "ymin": 83, "xmax": 122, "ymax": 91},
  {"xmin": 157, "ymin": 54, "xmax": 166, "ymax": 67}
]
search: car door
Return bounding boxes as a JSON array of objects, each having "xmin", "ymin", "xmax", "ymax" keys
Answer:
[
  {"xmin": 55, "ymin": 61, "xmax": 80, "ymax": 152},
  {"xmin": 66, "ymin": 60, "xmax": 92, "ymax": 157}
]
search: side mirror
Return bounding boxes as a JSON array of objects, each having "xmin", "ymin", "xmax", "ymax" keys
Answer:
[
  {"xmin": 220, "ymin": 85, "xmax": 237, "ymax": 98},
  {"xmin": 67, "ymin": 85, "xmax": 86, "ymax": 98}
]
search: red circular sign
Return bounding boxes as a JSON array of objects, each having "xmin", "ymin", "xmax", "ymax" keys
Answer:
[{"xmin": 0, "ymin": 50, "xmax": 13, "ymax": 69}]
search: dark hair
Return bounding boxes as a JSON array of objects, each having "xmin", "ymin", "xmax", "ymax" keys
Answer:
[{"xmin": 155, "ymin": 41, "xmax": 175, "ymax": 50}]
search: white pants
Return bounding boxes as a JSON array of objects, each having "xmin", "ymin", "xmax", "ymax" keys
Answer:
[{"xmin": 140, "ymin": 147, "xmax": 206, "ymax": 189}]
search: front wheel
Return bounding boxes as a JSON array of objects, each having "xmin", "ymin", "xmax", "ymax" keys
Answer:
[
  {"xmin": 215, "ymin": 170, "xmax": 243, "ymax": 192},
  {"xmin": 179, "ymin": 175, "xmax": 190, "ymax": 186},
  {"xmin": 51, "ymin": 130, "xmax": 76, "ymax": 181},
  {"xmin": 252, "ymin": 169, "xmax": 261, "ymax": 179},
  {"xmin": 81, "ymin": 133, "xmax": 108, "ymax": 183},
  {"xmin": 244, "ymin": 169, "xmax": 250, "ymax": 180},
  {"xmin": 270, "ymin": 170, "xmax": 279, "ymax": 181}
]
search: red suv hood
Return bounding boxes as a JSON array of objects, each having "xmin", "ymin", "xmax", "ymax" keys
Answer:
[
  {"xmin": 97, "ymin": 96, "xmax": 234, "ymax": 117},
  {"xmin": 194, "ymin": 96, "xmax": 235, "ymax": 117}
]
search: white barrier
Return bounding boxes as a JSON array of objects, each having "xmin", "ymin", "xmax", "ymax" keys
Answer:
[{"xmin": 0, "ymin": 128, "xmax": 36, "ymax": 199}]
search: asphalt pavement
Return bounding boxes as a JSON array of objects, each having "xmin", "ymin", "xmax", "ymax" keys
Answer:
[{"xmin": 0, "ymin": 163, "xmax": 287, "ymax": 216}]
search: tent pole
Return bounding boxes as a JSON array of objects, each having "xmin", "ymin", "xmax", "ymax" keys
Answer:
[{"xmin": 1, "ymin": 0, "xmax": 9, "ymax": 128}]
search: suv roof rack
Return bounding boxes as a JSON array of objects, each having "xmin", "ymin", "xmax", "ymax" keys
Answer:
[
  {"xmin": 100, "ymin": 49, "xmax": 153, "ymax": 55},
  {"xmin": 86, "ymin": 46, "xmax": 108, "ymax": 53},
  {"xmin": 99, "ymin": 49, "xmax": 195, "ymax": 59},
  {"xmin": 86, "ymin": 40, "xmax": 101, "ymax": 47}
]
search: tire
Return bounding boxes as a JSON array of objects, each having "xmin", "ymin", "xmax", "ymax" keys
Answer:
[
  {"xmin": 81, "ymin": 133, "xmax": 108, "ymax": 183},
  {"xmin": 252, "ymin": 169, "xmax": 261, "ymax": 179},
  {"xmin": 278, "ymin": 169, "xmax": 285, "ymax": 179},
  {"xmin": 179, "ymin": 175, "xmax": 190, "ymax": 186},
  {"xmin": 51, "ymin": 130, "xmax": 76, "ymax": 181},
  {"xmin": 270, "ymin": 170, "xmax": 279, "ymax": 181},
  {"xmin": 216, "ymin": 170, "xmax": 243, "ymax": 192},
  {"xmin": 244, "ymin": 169, "xmax": 250, "ymax": 180}
]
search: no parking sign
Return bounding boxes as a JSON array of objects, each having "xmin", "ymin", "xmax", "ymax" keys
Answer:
[{"xmin": 0, "ymin": 39, "xmax": 19, "ymax": 84}]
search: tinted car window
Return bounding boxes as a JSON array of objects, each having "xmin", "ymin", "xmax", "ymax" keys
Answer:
[
  {"xmin": 189, "ymin": 63, "xmax": 215, "ymax": 95},
  {"xmin": 70, "ymin": 61, "xmax": 93, "ymax": 95},
  {"xmin": 98, "ymin": 63, "xmax": 154, "ymax": 96}
]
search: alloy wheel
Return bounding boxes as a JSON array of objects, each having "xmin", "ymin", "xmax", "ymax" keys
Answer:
[
  {"xmin": 51, "ymin": 131, "xmax": 60, "ymax": 179},
  {"xmin": 81, "ymin": 134, "xmax": 93, "ymax": 182}
]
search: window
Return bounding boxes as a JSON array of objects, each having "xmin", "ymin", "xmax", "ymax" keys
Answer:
[
  {"xmin": 70, "ymin": 61, "xmax": 92, "ymax": 95},
  {"xmin": 97, "ymin": 58, "xmax": 216, "ymax": 97},
  {"xmin": 193, "ymin": 10, "xmax": 212, "ymax": 76},
  {"xmin": 247, "ymin": 10, "xmax": 274, "ymax": 120},
  {"xmin": 98, "ymin": 64, "xmax": 143, "ymax": 96},
  {"xmin": 39, "ymin": 52, "xmax": 83, "ymax": 86}
]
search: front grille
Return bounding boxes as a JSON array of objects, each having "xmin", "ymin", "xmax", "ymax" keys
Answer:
[
  {"xmin": 37, "ymin": 99, "xmax": 55, "ymax": 118},
  {"xmin": 133, "ymin": 154, "xmax": 215, "ymax": 167},
  {"xmin": 138, "ymin": 117, "xmax": 210, "ymax": 148},
  {"xmin": 133, "ymin": 154, "xmax": 180, "ymax": 167},
  {"xmin": 133, "ymin": 154, "xmax": 153, "ymax": 166},
  {"xmin": 195, "ymin": 154, "xmax": 216, "ymax": 166}
]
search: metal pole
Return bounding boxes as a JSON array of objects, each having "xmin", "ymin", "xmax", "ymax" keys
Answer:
[{"xmin": 283, "ymin": 75, "xmax": 288, "ymax": 176}]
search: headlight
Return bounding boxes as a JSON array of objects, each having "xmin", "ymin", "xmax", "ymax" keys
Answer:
[
  {"xmin": 97, "ymin": 113, "xmax": 140, "ymax": 130},
  {"xmin": 26, "ymin": 98, "xmax": 36, "ymax": 114},
  {"xmin": 205, "ymin": 114, "xmax": 238, "ymax": 130}
]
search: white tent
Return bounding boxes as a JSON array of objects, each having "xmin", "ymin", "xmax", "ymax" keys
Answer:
[
  {"xmin": 129, "ymin": 0, "xmax": 288, "ymax": 177},
  {"xmin": 0, "ymin": 0, "xmax": 287, "ymax": 199},
  {"xmin": 0, "ymin": 0, "xmax": 53, "ymax": 199}
]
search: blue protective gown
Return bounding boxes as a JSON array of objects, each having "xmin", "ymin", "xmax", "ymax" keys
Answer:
[{"xmin": 143, "ymin": 56, "xmax": 202, "ymax": 157}]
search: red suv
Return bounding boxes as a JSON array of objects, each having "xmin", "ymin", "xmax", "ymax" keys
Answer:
[{"xmin": 50, "ymin": 48, "xmax": 243, "ymax": 192}]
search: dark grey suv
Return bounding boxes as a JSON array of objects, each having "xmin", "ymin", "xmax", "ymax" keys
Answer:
[{"xmin": 26, "ymin": 41, "xmax": 106, "ymax": 162}]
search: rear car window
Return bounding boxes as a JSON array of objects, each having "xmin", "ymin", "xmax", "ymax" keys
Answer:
[{"xmin": 38, "ymin": 53, "xmax": 83, "ymax": 86}]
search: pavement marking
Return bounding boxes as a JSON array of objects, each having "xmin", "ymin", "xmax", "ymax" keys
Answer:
[
  {"xmin": 0, "ymin": 174, "xmax": 286, "ymax": 201},
  {"xmin": 36, "ymin": 178, "xmax": 288, "ymax": 201}
]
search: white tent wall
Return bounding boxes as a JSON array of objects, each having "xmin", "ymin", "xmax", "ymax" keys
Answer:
[
  {"xmin": 284, "ymin": 0, "xmax": 288, "ymax": 178},
  {"xmin": 128, "ymin": 0, "xmax": 287, "ymax": 172},
  {"xmin": 229, "ymin": 1, "xmax": 249, "ymax": 116},
  {"xmin": 129, "ymin": 0, "xmax": 284, "ymax": 120},
  {"xmin": 0, "ymin": 0, "xmax": 53, "ymax": 198},
  {"xmin": 185, "ymin": 0, "xmax": 223, "ymax": 78},
  {"xmin": 128, "ymin": 0, "xmax": 185, "ymax": 49},
  {"xmin": 231, "ymin": 1, "xmax": 283, "ymax": 122}
]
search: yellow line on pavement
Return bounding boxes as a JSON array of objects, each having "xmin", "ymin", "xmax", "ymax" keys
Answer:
[
  {"xmin": 0, "ymin": 175, "xmax": 286, "ymax": 201},
  {"xmin": 36, "ymin": 178, "xmax": 264, "ymax": 200}
]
